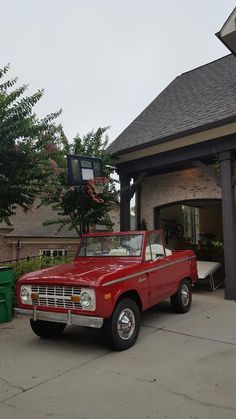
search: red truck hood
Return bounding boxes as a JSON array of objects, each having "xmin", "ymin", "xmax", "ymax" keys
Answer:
[{"xmin": 19, "ymin": 259, "xmax": 140, "ymax": 287}]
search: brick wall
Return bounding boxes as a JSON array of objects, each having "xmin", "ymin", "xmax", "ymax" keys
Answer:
[
  {"xmin": 11, "ymin": 242, "xmax": 79, "ymax": 260},
  {"xmin": 0, "ymin": 238, "xmax": 80, "ymax": 263},
  {"xmin": 140, "ymin": 166, "xmax": 221, "ymax": 229},
  {"xmin": 0, "ymin": 230, "xmax": 14, "ymax": 262}
]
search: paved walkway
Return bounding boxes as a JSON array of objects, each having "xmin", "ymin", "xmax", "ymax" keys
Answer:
[{"xmin": 0, "ymin": 288, "xmax": 236, "ymax": 419}]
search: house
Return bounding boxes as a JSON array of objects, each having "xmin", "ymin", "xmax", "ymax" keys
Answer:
[
  {"xmin": 0, "ymin": 204, "xmax": 80, "ymax": 262},
  {"xmin": 0, "ymin": 202, "xmax": 121, "ymax": 263},
  {"xmin": 108, "ymin": 54, "xmax": 236, "ymax": 300}
]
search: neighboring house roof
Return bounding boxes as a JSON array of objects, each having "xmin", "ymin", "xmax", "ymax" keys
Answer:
[
  {"xmin": 6, "ymin": 227, "xmax": 80, "ymax": 238},
  {"xmin": 0, "ymin": 201, "xmax": 120, "ymax": 238},
  {"xmin": 0, "ymin": 204, "xmax": 80, "ymax": 238},
  {"xmin": 108, "ymin": 54, "xmax": 236, "ymax": 155}
]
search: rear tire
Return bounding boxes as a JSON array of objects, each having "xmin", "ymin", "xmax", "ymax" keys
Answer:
[
  {"xmin": 170, "ymin": 279, "xmax": 192, "ymax": 313},
  {"xmin": 103, "ymin": 298, "xmax": 141, "ymax": 351},
  {"xmin": 30, "ymin": 319, "xmax": 66, "ymax": 339}
]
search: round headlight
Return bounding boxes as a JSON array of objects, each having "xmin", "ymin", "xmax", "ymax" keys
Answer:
[
  {"xmin": 80, "ymin": 291, "xmax": 93, "ymax": 309},
  {"xmin": 21, "ymin": 288, "xmax": 30, "ymax": 303}
]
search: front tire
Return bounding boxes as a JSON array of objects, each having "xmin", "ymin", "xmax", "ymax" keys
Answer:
[
  {"xmin": 170, "ymin": 279, "xmax": 192, "ymax": 313},
  {"xmin": 103, "ymin": 298, "xmax": 141, "ymax": 351},
  {"xmin": 30, "ymin": 319, "xmax": 66, "ymax": 339}
]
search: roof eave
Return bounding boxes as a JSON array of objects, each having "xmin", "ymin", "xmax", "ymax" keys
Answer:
[
  {"xmin": 216, "ymin": 7, "xmax": 236, "ymax": 56},
  {"xmin": 111, "ymin": 115, "xmax": 236, "ymax": 157},
  {"xmin": 216, "ymin": 31, "xmax": 236, "ymax": 57}
]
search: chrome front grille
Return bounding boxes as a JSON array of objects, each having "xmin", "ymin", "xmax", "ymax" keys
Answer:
[{"xmin": 31, "ymin": 285, "xmax": 82, "ymax": 310}]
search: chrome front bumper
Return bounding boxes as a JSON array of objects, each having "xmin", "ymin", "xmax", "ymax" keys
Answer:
[{"xmin": 14, "ymin": 308, "xmax": 103, "ymax": 329}]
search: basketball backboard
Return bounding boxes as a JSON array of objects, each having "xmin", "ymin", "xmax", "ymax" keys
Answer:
[{"xmin": 67, "ymin": 155, "xmax": 103, "ymax": 186}]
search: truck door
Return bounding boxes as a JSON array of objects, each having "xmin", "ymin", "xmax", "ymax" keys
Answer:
[{"xmin": 145, "ymin": 231, "xmax": 173, "ymax": 303}]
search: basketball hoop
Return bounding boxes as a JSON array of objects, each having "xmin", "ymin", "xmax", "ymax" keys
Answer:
[{"xmin": 87, "ymin": 177, "xmax": 109, "ymax": 203}]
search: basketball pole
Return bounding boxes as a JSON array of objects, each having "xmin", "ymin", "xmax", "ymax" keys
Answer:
[{"xmin": 80, "ymin": 186, "xmax": 86, "ymax": 235}]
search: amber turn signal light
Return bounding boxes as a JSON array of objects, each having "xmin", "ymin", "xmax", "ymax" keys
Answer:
[{"xmin": 71, "ymin": 295, "xmax": 81, "ymax": 303}]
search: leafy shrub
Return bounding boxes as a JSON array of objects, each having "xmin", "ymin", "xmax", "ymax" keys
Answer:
[{"xmin": 13, "ymin": 256, "xmax": 73, "ymax": 281}]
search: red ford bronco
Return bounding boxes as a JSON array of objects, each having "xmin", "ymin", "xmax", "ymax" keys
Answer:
[{"xmin": 15, "ymin": 230, "xmax": 197, "ymax": 350}]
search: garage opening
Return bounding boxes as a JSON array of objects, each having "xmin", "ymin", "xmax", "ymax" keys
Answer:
[{"xmin": 154, "ymin": 199, "xmax": 224, "ymax": 265}]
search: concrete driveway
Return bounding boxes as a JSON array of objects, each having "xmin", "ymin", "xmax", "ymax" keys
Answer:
[{"xmin": 0, "ymin": 288, "xmax": 236, "ymax": 419}]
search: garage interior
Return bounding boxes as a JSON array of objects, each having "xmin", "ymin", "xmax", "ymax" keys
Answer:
[{"xmin": 155, "ymin": 199, "xmax": 224, "ymax": 266}]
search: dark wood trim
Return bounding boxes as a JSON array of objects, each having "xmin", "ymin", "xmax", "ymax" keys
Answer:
[
  {"xmin": 120, "ymin": 174, "xmax": 131, "ymax": 231},
  {"xmin": 135, "ymin": 184, "xmax": 141, "ymax": 230},
  {"xmin": 232, "ymin": 173, "xmax": 236, "ymax": 186},
  {"xmin": 117, "ymin": 134, "xmax": 236, "ymax": 176},
  {"xmin": 123, "ymin": 172, "xmax": 147, "ymax": 201},
  {"xmin": 219, "ymin": 151, "xmax": 236, "ymax": 299},
  {"xmin": 154, "ymin": 208, "xmax": 160, "ymax": 229}
]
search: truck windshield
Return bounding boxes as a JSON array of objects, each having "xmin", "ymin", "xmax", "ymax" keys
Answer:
[{"xmin": 77, "ymin": 234, "xmax": 143, "ymax": 257}]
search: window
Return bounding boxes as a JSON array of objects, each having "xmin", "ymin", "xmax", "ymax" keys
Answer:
[
  {"xmin": 182, "ymin": 206, "xmax": 199, "ymax": 244},
  {"xmin": 77, "ymin": 234, "xmax": 143, "ymax": 257},
  {"xmin": 145, "ymin": 232, "xmax": 165, "ymax": 261},
  {"xmin": 40, "ymin": 250, "xmax": 67, "ymax": 258}
]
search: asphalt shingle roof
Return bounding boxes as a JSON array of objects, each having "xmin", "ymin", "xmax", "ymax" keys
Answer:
[
  {"xmin": 0, "ymin": 200, "xmax": 111, "ymax": 238},
  {"xmin": 108, "ymin": 54, "xmax": 236, "ymax": 154},
  {"xmin": 0, "ymin": 201, "xmax": 79, "ymax": 238}
]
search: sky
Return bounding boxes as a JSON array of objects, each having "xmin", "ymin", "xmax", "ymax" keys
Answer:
[{"xmin": 1, "ymin": 0, "xmax": 236, "ymax": 145}]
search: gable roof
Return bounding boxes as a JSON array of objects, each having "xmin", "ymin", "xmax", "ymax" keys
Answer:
[
  {"xmin": 108, "ymin": 54, "xmax": 236, "ymax": 155},
  {"xmin": 0, "ymin": 203, "xmax": 79, "ymax": 238},
  {"xmin": 0, "ymin": 200, "xmax": 118, "ymax": 238}
]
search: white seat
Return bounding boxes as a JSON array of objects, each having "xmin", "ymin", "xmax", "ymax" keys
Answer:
[{"xmin": 145, "ymin": 244, "xmax": 172, "ymax": 260}]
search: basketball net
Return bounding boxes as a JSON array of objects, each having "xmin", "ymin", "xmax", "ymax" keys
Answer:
[{"xmin": 87, "ymin": 177, "xmax": 108, "ymax": 203}]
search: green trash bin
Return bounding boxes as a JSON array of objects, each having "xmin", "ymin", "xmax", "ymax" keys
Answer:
[{"xmin": 0, "ymin": 267, "xmax": 13, "ymax": 323}]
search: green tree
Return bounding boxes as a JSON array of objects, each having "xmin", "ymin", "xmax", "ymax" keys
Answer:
[
  {"xmin": 0, "ymin": 65, "xmax": 117, "ymax": 233},
  {"xmin": 43, "ymin": 127, "xmax": 118, "ymax": 234},
  {"xmin": 0, "ymin": 64, "xmax": 67, "ymax": 224}
]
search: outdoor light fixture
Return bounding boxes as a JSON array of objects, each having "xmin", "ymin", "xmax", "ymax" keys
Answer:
[{"xmin": 216, "ymin": 7, "xmax": 236, "ymax": 56}]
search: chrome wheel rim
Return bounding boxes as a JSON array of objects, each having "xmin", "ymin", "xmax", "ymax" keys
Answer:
[
  {"xmin": 117, "ymin": 308, "xmax": 135, "ymax": 340},
  {"xmin": 181, "ymin": 284, "xmax": 190, "ymax": 306}
]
